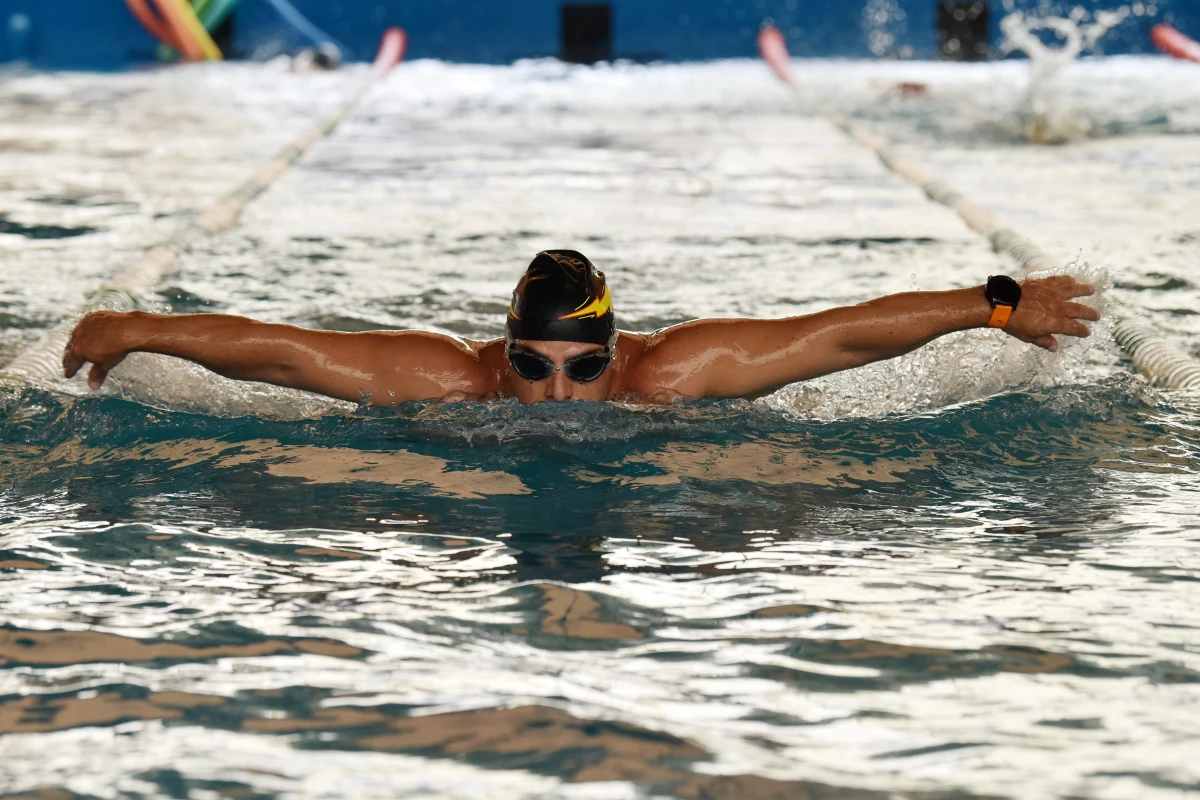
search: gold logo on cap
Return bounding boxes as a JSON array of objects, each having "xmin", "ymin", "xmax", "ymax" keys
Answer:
[{"xmin": 558, "ymin": 285, "xmax": 613, "ymax": 321}]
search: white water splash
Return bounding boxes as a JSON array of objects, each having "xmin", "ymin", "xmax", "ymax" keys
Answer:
[
  {"xmin": 766, "ymin": 261, "xmax": 1116, "ymax": 420},
  {"xmin": 1000, "ymin": 5, "xmax": 1131, "ymax": 142}
]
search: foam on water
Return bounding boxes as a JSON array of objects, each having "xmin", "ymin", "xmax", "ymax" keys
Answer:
[{"xmin": 770, "ymin": 259, "xmax": 1115, "ymax": 419}]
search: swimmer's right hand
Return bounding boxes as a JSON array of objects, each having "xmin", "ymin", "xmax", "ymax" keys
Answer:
[{"xmin": 63, "ymin": 310, "xmax": 135, "ymax": 390}]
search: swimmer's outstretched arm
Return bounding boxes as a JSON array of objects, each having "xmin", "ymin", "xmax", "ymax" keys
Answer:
[
  {"xmin": 62, "ymin": 311, "xmax": 492, "ymax": 404},
  {"xmin": 630, "ymin": 275, "xmax": 1099, "ymax": 400}
]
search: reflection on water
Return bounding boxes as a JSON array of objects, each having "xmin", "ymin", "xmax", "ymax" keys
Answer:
[
  {"xmin": 582, "ymin": 439, "xmax": 939, "ymax": 487},
  {"xmin": 0, "ymin": 690, "xmax": 907, "ymax": 798},
  {"xmin": 0, "ymin": 628, "xmax": 362, "ymax": 667},
  {"xmin": 1, "ymin": 383, "xmax": 1199, "ymax": 796}
]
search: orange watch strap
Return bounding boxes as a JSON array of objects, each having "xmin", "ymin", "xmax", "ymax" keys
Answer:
[{"xmin": 988, "ymin": 304, "xmax": 1013, "ymax": 329}]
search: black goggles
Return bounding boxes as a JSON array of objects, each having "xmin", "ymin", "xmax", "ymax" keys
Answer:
[{"xmin": 506, "ymin": 346, "xmax": 611, "ymax": 383}]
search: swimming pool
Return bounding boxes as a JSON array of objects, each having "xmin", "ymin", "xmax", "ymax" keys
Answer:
[{"xmin": 1, "ymin": 55, "xmax": 1199, "ymax": 798}]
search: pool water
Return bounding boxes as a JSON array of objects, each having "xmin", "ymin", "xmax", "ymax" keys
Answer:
[{"xmin": 1, "ymin": 56, "xmax": 1199, "ymax": 798}]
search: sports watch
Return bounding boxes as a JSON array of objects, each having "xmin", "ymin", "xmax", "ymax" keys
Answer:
[{"xmin": 985, "ymin": 275, "xmax": 1022, "ymax": 329}]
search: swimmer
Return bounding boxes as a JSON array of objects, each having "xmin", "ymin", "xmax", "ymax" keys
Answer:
[{"xmin": 63, "ymin": 250, "xmax": 1099, "ymax": 405}]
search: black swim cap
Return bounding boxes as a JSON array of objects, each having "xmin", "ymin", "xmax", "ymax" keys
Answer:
[{"xmin": 506, "ymin": 250, "xmax": 615, "ymax": 346}]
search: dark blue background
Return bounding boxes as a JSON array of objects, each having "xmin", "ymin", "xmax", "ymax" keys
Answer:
[{"xmin": 2, "ymin": 0, "xmax": 1197, "ymax": 69}]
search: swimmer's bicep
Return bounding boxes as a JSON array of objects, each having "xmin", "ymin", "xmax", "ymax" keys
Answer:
[
  {"xmin": 248, "ymin": 329, "xmax": 480, "ymax": 404},
  {"xmin": 340, "ymin": 331, "xmax": 492, "ymax": 404},
  {"xmin": 631, "ymin": 315, "xmax": 867, "ymax": 398}
]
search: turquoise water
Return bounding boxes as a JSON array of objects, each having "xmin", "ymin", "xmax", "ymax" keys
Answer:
[
  {"xmin": 3, "ymin": 58, "xmax": 1200, "ymax": 797},
  {"xmin": 3, "ymin": 380, "xmax": 1199, "ymax": 797}
]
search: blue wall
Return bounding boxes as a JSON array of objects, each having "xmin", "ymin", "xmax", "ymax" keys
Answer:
[{"xmin": 3, "ymin": 0, "xmax": 1198, "ymax": 69}]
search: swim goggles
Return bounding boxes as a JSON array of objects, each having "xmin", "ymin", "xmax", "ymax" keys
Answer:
[{"xmin": 506, "ymin": 345, "xmax": 611, "ymax": 383}]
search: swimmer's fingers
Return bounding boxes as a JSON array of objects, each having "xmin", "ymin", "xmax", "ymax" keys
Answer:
[
  {"xmin": 87, "ymin": 363, "xmax": 108, "ymax": 390},
  {"xmin": 62, "ymin": 329, "xmax": 86, "ymax": 379},
  {"xmin": 1036, "ymin": 275, "xmax": 1095, "ymax": 299},
  {"xmin": 84, "ymin": 349, "xmax": 128, "ymax": 390},
  {"xmin": 1032, "ymin": 334, "xmax": 1059, "ymax": 352},
  {"xmin": 1055, "ymin": 318, "xmax": 1092, "ymax": 339},
  {"xmin": 1062, "ymin": 301, "xmax": 1101, "ymax": 322},
  {"xmin": 1066, "ymin": 281, "xmax": 1096, "ymax": 299},
  {"xmin": 62, "ymin": 315, "xmax": 100, "ymax": 381},
  {"xmin": 61, "ymin": 311, "xmax": 127, "ymax": 390}
]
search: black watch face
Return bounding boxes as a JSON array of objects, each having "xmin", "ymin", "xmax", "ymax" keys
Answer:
[{"xmin": 987, "ymin": 275, "xmax": 1022, "ymax": 307}]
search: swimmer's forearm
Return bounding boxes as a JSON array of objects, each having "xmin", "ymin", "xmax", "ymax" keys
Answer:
[
  {"xmin": 642, "ymin": 287, "xmax": 991, "ymax": 398},
  {"xmin": 644, "ymin": 277, "xmax": 1096, "ymax": 399},
  {"xmin": 118, "ymin": 312, "xmax": 337, "ymax": 386},
  {"xmin": 63, "ymin": 311, "xmax": 375, "ymax": 399},
  {"xmin": 65, "ymin": 311, "xmax": 490, "ymax": 403},
  {"xmin": 836, "ymin": 286, "xmax": 992, "ymax": 361},
  {"xmin": 837, "ymin": 275, "xmax": 1098, "ymax": 361},
  {"xmin": 761, "ymin": 287, "xmax": 992, "ymax": 392},
  {"xmin": 734, "ymin": 278, "xmax": 1095, "ymax": 396}
]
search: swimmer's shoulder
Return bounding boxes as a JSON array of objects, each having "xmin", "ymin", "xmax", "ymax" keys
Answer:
[
  {"xmin": 612, "ymin": 330, "xmax": 655, "ymax": 398},
  {"xmin": 373, "ymin": 332, "xmax": 506, "ymax": 400},
  {"xmin": 613, "ymin": 326, "xmax": 715, "ymax": 400},
  {"xmin": 472, "ymin": 337, "xmax": 505, "ymax": 361},
  {"xmin": 613, "ymin": 330, "xmax": 650, "ymax": 369},
  {"xmin": 616, "ymin": 329, "xmax": 649, "ymax": 351},
  {"xmin": 470, "ymin": 337, "xmax": 508, "ymax": 396}
]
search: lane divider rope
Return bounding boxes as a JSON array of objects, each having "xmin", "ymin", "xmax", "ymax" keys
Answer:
[
  {"xmin": 125, "ymin": 0, "xmax": 188, "ymax": 55},
  {"xmin": 0, "ymin": 27, "xmax": 407, "ymax": 388},
  {"xmin": 759, "ymin": 26, "xmax": 1200, "ymax": 391},
  {"xmin": 159, "ymin": 0, "xmax": 223, "ymax": 61},
  {"xmin": 1151, "ymin": 23, "xmax": 1200, "ymax": 64}
]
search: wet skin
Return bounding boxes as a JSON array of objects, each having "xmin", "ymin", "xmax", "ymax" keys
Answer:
[{"xmin": 63, "ymin": 276, "xmax": 1100, "ymax": 405}]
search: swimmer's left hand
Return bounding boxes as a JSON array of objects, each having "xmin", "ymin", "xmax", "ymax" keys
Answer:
[{"xmin": 1003, "ymin": 275, "xmax": 1100, "ymax": 352}]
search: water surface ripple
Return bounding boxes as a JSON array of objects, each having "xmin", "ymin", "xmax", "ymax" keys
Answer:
[{"xmin": 1, "ymin": 381, "xmax": 1199, "ymax": 798}]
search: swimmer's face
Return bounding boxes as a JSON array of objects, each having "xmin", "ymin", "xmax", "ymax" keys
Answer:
[{"xmin": 506, "ymin": 340, "xmax": 613, "ymax": 403}]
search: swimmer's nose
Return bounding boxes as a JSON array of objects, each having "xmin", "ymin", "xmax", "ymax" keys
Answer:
[{"xmin": 549, "ymin": 370, "xmax": 573, "ymax": 401}]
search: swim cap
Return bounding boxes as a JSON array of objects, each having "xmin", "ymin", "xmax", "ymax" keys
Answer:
[{"xmin": 506, "ymin": 250, "xmax": 615, "ymax": 345}]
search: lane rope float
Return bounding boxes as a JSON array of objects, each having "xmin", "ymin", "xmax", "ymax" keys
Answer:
[
  {"xmin": 0, "ymin": 27, "xmax": 408, "ymax": 389},
  {"xmin": 125, "ymin": 0, "xmax": 221, "ymax": 61},
  {"xmin": 759, "ymin": 26, "xmax": 1200, "ymax": 391},
  {"xmin": 1112, "ymin": 323, "xmax": 1200, "ymax": 390},
  {"xmin": 166, "ymin": 0, "xmax": 224, "ymax": 61},
  {"xmin": 125, "ymin": 0, "xmax": 187, "ymax": 54},
  {"xmin": 158, "ymin": 0, "xmax": 223, "ymax": 61},
  {"xmin": 1151, "ymin": 23, "xmax": 1200, "ymax": 63}
]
